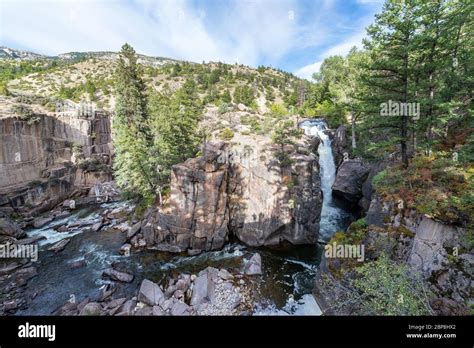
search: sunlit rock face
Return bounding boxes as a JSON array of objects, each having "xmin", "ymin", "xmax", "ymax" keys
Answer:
[{"xmin": 0, "ymin": 113, "xmax": 112, "ymax": 213}]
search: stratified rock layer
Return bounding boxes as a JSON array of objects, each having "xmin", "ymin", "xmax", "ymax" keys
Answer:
[{"xmin": 0, "ymin": 112, "xmax": 112, "ymax": 213}]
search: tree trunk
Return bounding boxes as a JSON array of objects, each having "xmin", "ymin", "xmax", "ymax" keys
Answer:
[
  {"xmin": 157, "ymin": 188, "xmax": 163, "ymax": 206},
  {"xmin": 351, "ymin": 112, "xmax": 356, "ymax": 149},
  {"xmin": 401, "ymin": 33, "xmax": 410, "ymax": 168}
]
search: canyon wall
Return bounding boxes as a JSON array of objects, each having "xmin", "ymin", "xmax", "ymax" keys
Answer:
[
  {"xmin": 142, "ymin": 139, "xmax": 323, "ymax": 253},
  {"xmin": 0, "ymin": 113, "xmax": 113, "ymax": 213}
]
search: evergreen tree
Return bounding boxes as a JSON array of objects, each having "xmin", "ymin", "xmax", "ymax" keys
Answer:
[
  {"xmin": 362, "ymin": 0, "xmax": 420, "ymax": 167},
  {"xmin": 221, "ymin": 89, "xmax": 232, "ymax": 103},
  {"xmin": 113, "ymin": 43, "xmax": 158, "ymax": 202}
]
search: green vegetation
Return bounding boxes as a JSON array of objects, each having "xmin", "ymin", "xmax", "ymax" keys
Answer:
[
  {"xmin": 233, "ymin": 85, "xmax": 255, "ymax": 107},
  {"xmin": 302, "ymin": 0, "xmax": 472, "ymax": 167},
  {"xmin": 373, "ymin": 153, "xmax": 474, "ymax": 228},
  {"xmin": 113, "ymin": 43, "xmax": 159, "ymax": 203},
  {"xmin": 272, "ymin": 120, "xmax": 303, "ymax": 167},
  {"xmin": 113, "ymin": 44, "xmax": 201, "ymax": 205},
  {"xmin": 269, "ymin": 103, "xmax": 288, "ymax": 117},
  {"xmin": 219, "ymin": 127, "xmax": 234, "ymax": 141},
  {"xmin": 57, "ymin": 77, "xmax": 99, "ymax": 102},
  {"xmin": 240, "ymin": 114, "xmax": 261, "ymax": 133},
  {"xmin": 352, "ymin": 254, "xmax": 433, "ymax": 315},
  {"xmin": 11, "ymin": 104, "xmax": 40, "ymax": 124}
]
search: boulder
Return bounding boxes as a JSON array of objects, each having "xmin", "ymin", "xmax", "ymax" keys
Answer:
[
  {"xmin": 244, "ymin": 253, "xmax": 262, "ymax": 275},
  {"xmin": 218, "ymin": 268, "xmax": 234, "ymax": 281},
  {"xmin": 134, "ymin": 305, "xmax": 153, "ymax": 316},
  {"xmin": 54, "ymin": 210, "xmax": 71, "ymax": 219},
  {"xmin": 91, "ymin": 218, "xmax": 104, "ymax": 232},
  {"xmin": 119, "ymin": 243, "xmax": 131, "ymax": 255},
  {"xmin": 237, "ymin": 103, "xmax": 247, "ymax": 111},
  {"xmin": 56, "ymin": 225, "xmax": 69, "ymax": 233},
  {"xmin": 4, "ymin": 299, "xmax": 18, "ymax": 311},
  {"xmin": 15, "ymin": 235, "xmax": 45, "ymax": 244},
  {"xmin": 0, "ymin": 217, "xmax": 25, "ymax": 238},
  {"xmin": 70, "ymin": 258, "xmax": 87, "ymax": 269},
  {"xmin": 33, "ymin": 216, "xmax": 53, "ymax": 229},
  {"xmin": 138, "ymin": 279, "xmax": 164, "ymax": 306},
  {"xmin": 170, "ymin": 301, "xmax": 192, "ymax": 315},
  {"xmin": 63, "ymin": 199, "xmax": 76, "ymax": 209},
  {"xmin": 332, "ymin": 159, "xmax": 369, "ymax": 203},
  {"xmin": 126, "ymin": 222, "xmax": 141, "ymax": 240},
  {"xmin": 152, "ymin": 305, "xmax": 165, "ymax": 316},
  {"xmin": 160, "ymin": 297, "xmax": 176, "ymax": 312},
  {"xmin": 48, "ymin": 239, "xmax": 70, "ymax": 253},
  {"xmin": 79, "ymin": 302, "xmax": 102, "ymax": 316},
  {"xmin": 408, "ymin": 216, "xmax": 459, "ymax": 276},
  {"xmin": 106, "ymin": 297, "xmax": 127, "ymax": 310},
  {"xmin": 366, "ymin": 195, "xmax": 389, "ymax": 227},
  {"xmin": 190, "ymin": 270, "xmax": 216, "ymax": 306},
  {"xmin": 116, "ymin": 299, "xmax": 137, "ymax": 316},
  {"xmin": 102, "ymin": 268, "xmax": 134, "ymax": 283}
]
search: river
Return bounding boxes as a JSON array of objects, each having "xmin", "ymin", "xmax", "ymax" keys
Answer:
[{"xmin": 17, "ymin": 119, "xmax": 354, "ymax": 316}]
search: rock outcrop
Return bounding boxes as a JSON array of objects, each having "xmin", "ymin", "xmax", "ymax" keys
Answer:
[
  {"xmin": 0, "ymin": 216, "xmax": 25, "ymax": 239},
  {"xmin": 0, "ymin": 112, "xmax": 113, "ymax": 214},
  {"xmin": 330, "ymin": 125, "xmax": 350, "ymax": 168},
  {"xmin": 331, "ymin": 159, "xmax": 369, "ymax": 203},
  {"xmin": 313, "ymin": 195, "xmax": 472, "ymax": 316},
  {"xmin": 143, "ymin": 142, "xmax": 230, "ymax": 253},
  {"xmin": 143, "ymin": 136, "xmax": 322, "ymax": 253}
]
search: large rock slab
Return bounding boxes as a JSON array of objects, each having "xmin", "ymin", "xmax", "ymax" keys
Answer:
[
  {"xmin": 138, "ymin": 279, "xmax": 164, "ymax": 306},
  {"xmin": 102, "ymin": 268, "xmax": 134, "ymax": 283},
  {"xmin": 332, "ymin": 159, "xmax": 369, "ymax": 203},
  {"xmin": 0, "ymin": 217, "xmax": 25, "ymax": 238},
  {"xmin": 244, "ymin": 253, "xmax": 262, "ymax": 275},
  {"xmin": 190, "ymin": 270, "xmax": 216, "ymax": 306},
  {"xmin": 33, "ymin": 216, "xmax": 53, "ymax": 228},
  {"xmin": 143, "ymin": 138, "xmax": 322, "ymax": 252},
  {"xmin": 0, "ymin": 113, "xmax": 113, "ymax": 214}
]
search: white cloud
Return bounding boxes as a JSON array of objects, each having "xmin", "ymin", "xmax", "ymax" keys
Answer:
[
  {"xmin": 294, "ymin": 30, "xmax": 366, "ymax": 80},
  {"xmin": 294, "ymin": 61, "xmax": 322, "ymax": 81},
  {"xmin": 0, "ymin": 0, "xmax": 301, "ymax": 68},
  {"xmin": 0, "ymin": 0, "xmax": 381, "ymax": 76}
]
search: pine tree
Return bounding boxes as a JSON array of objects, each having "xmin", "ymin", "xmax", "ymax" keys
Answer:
[
  {"xmin": 147, "ymin": 79, "xmax": 201, "ymax": 202},
  {"xmin": 113, "ymin": 43, "xmax": 158, "ymax": 201},
  {"xmin": 362, "ymin": 0, "xmax": 421, "ymax": 167}
]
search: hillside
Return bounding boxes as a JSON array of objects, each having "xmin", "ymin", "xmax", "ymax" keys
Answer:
[{"xmin": 0, "ymin": 47, "xmax": 305, "ymax": 116}]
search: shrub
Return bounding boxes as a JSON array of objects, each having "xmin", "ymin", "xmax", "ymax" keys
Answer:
[
  {"xmin": 219, "ymin": 127, "xmax": 234, "ymax": 141},
  {"xmin": 275, "ymin": 150, "xmax": 293, "ymax": 167},
  {"xmin": 218, "ymin": 102, "xmax": 231, "ymax": 114},
  {"xmin": 352, "ymin": 254, "xmax": 433, "ymax": 315},
  {"xmin": 240, "ymin": 114, "xmax": 261, "ymax": 133},
  {"xmin": 269, "ymin": 103, "xmax": 288, "ymax": 117}
]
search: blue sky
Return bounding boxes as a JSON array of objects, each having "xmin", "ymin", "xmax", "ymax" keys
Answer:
[{"xmin": 0, "ymin": 0, "xmax": 384, "ymax": 80}]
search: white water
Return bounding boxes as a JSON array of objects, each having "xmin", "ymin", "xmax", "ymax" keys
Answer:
[
  {"xmin": 254, "ymin": 119, "xmax": 355, "ymax": 316},
  {"xmin": 300, "ymin": 119, "xmax": 352, "ymax": 242},
  {"xmin": 21, "ymin": 124, "xmax": 350, "ymax": 315}
]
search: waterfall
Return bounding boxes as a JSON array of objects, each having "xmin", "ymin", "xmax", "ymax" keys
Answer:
[{"xmin": 300, "ymin": 119, "xmax": 352, "ymax": 242}]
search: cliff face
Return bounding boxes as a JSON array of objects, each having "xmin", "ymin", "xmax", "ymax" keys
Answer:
[
  {"xmin": 142, "ymin": 138, "xmax": 323, "ymax": 253},
  {"xmin": 0, "ymin": 112, "xmax": 113, "ymax": 214}
]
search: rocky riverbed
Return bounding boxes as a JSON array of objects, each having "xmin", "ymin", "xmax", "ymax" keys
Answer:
[{"xmin": 0, "ymin": 196, "xmax": 325, "ymax": 316}]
